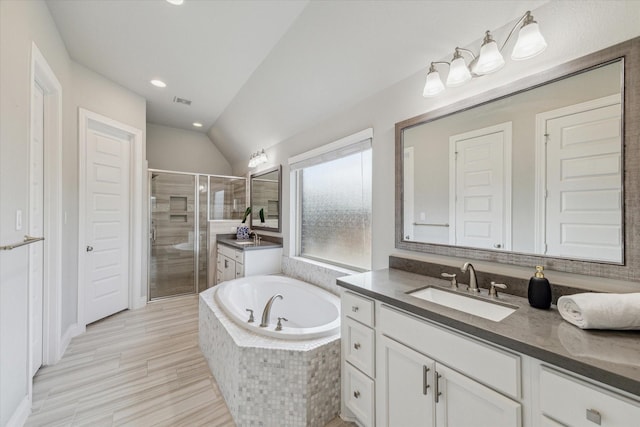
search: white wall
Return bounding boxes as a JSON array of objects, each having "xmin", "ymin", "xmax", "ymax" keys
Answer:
[
  {"xmin": 0, "ymin": 1, "xmax": 146, "ymax": 424},
  {"xmin": 147, "ymin": 123, "xmax": 232, "ymax": 175},
  {"xmin": 66, "ymin": 61, "xmax": 147, "ymax": 332},
  {"xmin": 0, "ymin": 1, "xmax": 71, "ymax": 424},
  {"xmin": 228, "ymin": 1, "xmax": 640, "ymax": 292}
]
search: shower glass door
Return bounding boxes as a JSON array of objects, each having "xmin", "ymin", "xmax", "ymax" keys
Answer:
[{"xmin": 149, "ymin": 172, "xmax": 197, "ymax": 299}]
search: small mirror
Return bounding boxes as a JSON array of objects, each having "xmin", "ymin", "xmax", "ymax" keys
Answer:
[{"xmin": 250, "ymin": 165, "xmax": 282, "ymax": 232}]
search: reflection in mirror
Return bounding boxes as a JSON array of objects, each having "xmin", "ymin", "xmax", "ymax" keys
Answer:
[
  {"xmin": 250, "ymin": 166, "xmax": 281, "ymax": 232},
  {"xmin": 209, "ymin": 176, "xmax": 246, "ymax": 220},
  {"xmin": 402, "ymin": 60, "xmax": 623, "ymax": 263}
]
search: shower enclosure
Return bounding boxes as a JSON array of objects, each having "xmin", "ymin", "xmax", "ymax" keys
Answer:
[{"xmin": 148, "ymin": 170, "xmax": 246, "ymax": 301}]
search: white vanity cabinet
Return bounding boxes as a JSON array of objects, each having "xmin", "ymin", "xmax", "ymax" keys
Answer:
[
  {"xmin": 342, "ymin": 291, "xmax": 376, "ymax": 427},
  {"xmin": 340, "ymin": 289, "xmax": 640, "ymax": 427},
  {"xmin": 376, "ymin": 307, "xmax": 521, "ymax": 427},
  {"xmin": 215, "ymin": 242, "xmax": 281, "ymax": 284},
  {"xmin": 538, "ymin": 365, "xmax": 640, "ymax": 427}
]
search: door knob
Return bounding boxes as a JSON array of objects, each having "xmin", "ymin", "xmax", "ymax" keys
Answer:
[
  {"xmin": 494, "ymin": 243, "xmax": 502, "ymax": 248},
  {"xmin": 86, "ymin": 245, "xmax": 94, "ymax": 252}
]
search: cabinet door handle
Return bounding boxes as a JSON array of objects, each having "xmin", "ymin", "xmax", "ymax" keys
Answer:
[
  {"xmin": 351, "ymin": 306, "xmax": 359, "ymax": 312},
  {"xmin": 586, "ymin": 409, "xmax": 602, "ymax": 425},
  {"xmin": 353, "ymin": 343, "xmax": 361, "ymax": 350},
  {"xmin": 434, "ymin": 371, "xmax": 442, "ymax": 403},
  {"xmin": 353, "ymin": 390, "xmax": 360, "ymax": 399},
  {"xmin": 423, "ymin": 366, "xmax": 430, "ymax": 395},
  {"xmin": 224, "ymin": 259, "xmax": 229, "ymax": 268}
]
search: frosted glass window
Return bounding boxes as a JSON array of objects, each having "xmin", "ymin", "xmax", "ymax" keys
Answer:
[{"xmin": 298, "ymin": 149, "xmax": 371, "ymax": 270}]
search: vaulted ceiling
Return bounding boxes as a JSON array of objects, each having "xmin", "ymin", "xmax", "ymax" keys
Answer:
[{"xmin": 46, "ymin": 0, "xmax": 547, "ymax": 166}]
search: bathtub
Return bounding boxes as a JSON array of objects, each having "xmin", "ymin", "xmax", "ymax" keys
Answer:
[{"xmin": 214, "ymin": 275, "xmax": 340, "ymax": 340}]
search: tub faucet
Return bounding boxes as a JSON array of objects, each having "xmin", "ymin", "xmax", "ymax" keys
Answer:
[
  {"xmin": 260, "ymin": 294, "xmax": 283, "ymax": 327},
  {"xmin": 461, "ymin": 262, "xmax": 480, "ymax": 293}
]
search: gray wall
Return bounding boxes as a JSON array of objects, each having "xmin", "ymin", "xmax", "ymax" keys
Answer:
[
  {"xmin": 147, "ymin": 123, "xmax": 232, "ymax": 175},
  {"xmin": 229, "ymin": 1, "xmax": 640, "ymax": 293}
]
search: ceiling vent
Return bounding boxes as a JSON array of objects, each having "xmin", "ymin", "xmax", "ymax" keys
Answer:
[{"xmin": 173, "ymin": 96, "xmax": 192, "ymax": 106}]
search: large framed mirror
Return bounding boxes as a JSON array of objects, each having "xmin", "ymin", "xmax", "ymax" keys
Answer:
[
  {"xmin": 396, "ymin": 37, "xmax": 639, "ymax": 281},
  {"xmin": 250, "ymin": 165, "xmax": 282, "ymax": 232}
]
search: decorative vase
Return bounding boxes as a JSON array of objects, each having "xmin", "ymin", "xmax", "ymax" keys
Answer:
[{"xmin": 236, "ymin": 225, "xmax": 250, "ymax": 240}]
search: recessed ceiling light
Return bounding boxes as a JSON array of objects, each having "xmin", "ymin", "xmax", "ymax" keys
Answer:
[
  {"xmin": 166, "ymin": 0, "xmax": 184, "ymax": 5},
  {"xmin": 150, "ymin": 79, "xmax": 166, "ymax": 88},
  {"xmin": 192, "ymin": 122, "xmax": 203, "ymax": 128}
]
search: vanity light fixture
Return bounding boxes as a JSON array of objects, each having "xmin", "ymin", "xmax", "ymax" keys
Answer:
[
  {"xmin": 446, "ymin": 48, "xmax": 473, "ymax": 86},
  {"xmin": 248, "ymin": 149, "xmax": 268, "ymax": 168},
  {"xmin": 422, "ymin": 10, "xmax": 547, "ymax": 97},
  {"xmin": 150, "ymin": 79, "xmax": 167, "ymax": 88}
]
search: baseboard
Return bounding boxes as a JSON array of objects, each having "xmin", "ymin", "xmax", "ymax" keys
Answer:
[
  {"xmin": 132, "ymin": 296, "xmax": 147, "ymax": 310},
  {"xmin": 59, "ymin": 323, "xmax": 83, "ymax": 359},
  {"xmin": 6, "ymin": 395, "xmax": 30, "ymax": 427}
]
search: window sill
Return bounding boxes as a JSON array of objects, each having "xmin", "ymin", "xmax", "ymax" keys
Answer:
[{"xmin": 289, "ymin": 256, "xmax": 363, "ymax": 276}]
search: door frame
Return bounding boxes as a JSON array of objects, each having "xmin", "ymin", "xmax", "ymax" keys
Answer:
[
  {"xmin": 29, "ymin": 43, "xmax": 63, "ymax": 374},
  {"xmin": 448, "ymin": 122, "xmax": 512, "ymax": 249},
  {"xmin": 78, "ymin": 108, "xmax": 145, "ymax": 332},
  {"xmin": 534, "ymin": 94, "xmax": 622, "ymax": 254}
]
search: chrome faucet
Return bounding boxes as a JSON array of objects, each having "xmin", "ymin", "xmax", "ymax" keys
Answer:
[
  {"xmin": 260, "ymin": 294, "xmax": 283, "ymax": 327},
  {"xmin": 461, "ymin": 262, "xmax": 480, "ymax": 293}
]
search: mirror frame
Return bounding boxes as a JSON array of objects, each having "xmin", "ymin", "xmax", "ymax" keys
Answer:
[
  {"xmin": 395, "ymin": 37, "xmax": 639, "ymax": 282},
  {"xmin": 250, "ymin": 165, "xmax": 282, "ymax": 233}
]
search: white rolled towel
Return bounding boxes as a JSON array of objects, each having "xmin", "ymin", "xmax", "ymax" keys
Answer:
[{"xmin": 557, "ymin": 292, "xmax": 640, "ymax": 330}]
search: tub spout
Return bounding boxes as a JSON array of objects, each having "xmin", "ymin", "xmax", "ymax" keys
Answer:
[{"xmin": 260, "ymin": 294, "xmax": 283, "ymax": 327}]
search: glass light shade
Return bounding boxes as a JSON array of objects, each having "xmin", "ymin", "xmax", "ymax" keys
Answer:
[
  {"xmin": 446, "ymin": 57, "xmax": 472, "ymax": 87},
  {"xmin": 473, "ymin": 40, "xmax": 505, "ymax": 75},
  {"xmin": 511, "ymin": 22, "xmax": 547, "ymax": 60},
  {"xmin": 423, "ymin": 70, "xmax": 445, "ymax": 97}
]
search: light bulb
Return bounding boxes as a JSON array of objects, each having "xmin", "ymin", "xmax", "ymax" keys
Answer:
[
  {"xmin": 473, "ymin": 31, "xmax": 505, "ymax": 75},
  {"xmin": 423, "ymin": 66, "xmax": 445, "ymax": 97},
  {"xmin": 446, "ymin": 55, "xmax": 472, "ymax": 87},
  {"xmin": 512, "ymin": 21, "xmax": 547, "ymax": 60}
]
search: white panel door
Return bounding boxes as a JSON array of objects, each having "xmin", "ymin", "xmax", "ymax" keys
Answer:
[
  {"xmin": 29, "ymin": 83, "xmax": 45, "ymax": 376},
  {"xmin": 451, "ymin": 123, "xmax": 511, "ymax": 250},
  {"xmin": 378, "ymin": 335, "xmax": 436, "ymax": 427},
  {"xmin": 545, "ymin": 102, "xmax": 622, "ymax": 262},
  {"xmin": 435, "ymin": 364, "xmax": 521, "ymax": 427},
  {"xmin": 85, "ymin": 124, "xmax": 130, "ymax": 324}
]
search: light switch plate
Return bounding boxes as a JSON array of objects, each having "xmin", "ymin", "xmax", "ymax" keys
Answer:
[{"xmin": 15, "ymin": 210, "xmax": 22, "ymax": 230}]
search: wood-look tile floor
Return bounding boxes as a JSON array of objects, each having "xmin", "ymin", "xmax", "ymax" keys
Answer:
[{"xmin": 26, "ymin": 295, "xmax": 355, "ymax": 427}]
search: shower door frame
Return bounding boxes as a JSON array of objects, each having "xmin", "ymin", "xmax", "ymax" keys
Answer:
[
  {"xmin": 147, "ymin": 169, "xmax": 247, "ymax": 301},
  {"xmin": 148, "ymin": 169, "xmax": 202, "ymax": 301}
]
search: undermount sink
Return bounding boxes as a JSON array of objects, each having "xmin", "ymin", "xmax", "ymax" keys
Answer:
[
  {"xmin": 234, "ymin": 240, "xmax": 256, "ymax": 245},
  {"xmin": 407, "ymin": 286, "xmax": 517, "ymax": 322}
]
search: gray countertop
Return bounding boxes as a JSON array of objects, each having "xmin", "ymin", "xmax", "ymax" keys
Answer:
[
  {"xmin": 217, "ymin": 236, "xmax": 283, "ymax": 251},
  {"xmin": 337, "ymin": 268, "xmax": 640, "ymax": 397}
]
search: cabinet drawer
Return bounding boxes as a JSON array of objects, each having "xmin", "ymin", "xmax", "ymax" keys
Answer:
[
  {"xmin": 379, "ymin": 305, "xmax": 521, "ymax": 399},
  {"xmin": 345, "ymin": 317, "xmax": 375, "ymax": 377},
  {"xmin": 343, "ymin": 291, "xmax": 374, "ymax": 327},
  {"xmin": 345, "ymin": 362, "xmax": 375, "ymax": 427},
  {"xmin": 540, "ymin": 366, "xmax": 640, "ymax": 427},
  {"xmin": 234, "ymin": 250, "xmax": 244, "ymax": 264},
  {"xmin": 218, "ymin": 243, "xmax": 235, "ymax": 258}
]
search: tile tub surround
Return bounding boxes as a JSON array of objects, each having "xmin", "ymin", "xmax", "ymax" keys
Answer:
[
  {"xmin": 337, "ymin": 268, "xmax": 640, "ymax": 397},
  {"xmin": 199, "ymin": 287, "xmax": 341, "ymax": 427},
  {"xmin": 282, "ymin": 256, "xmax": 353, "ymax": 295}
]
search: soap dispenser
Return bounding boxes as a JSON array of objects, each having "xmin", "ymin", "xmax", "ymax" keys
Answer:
[{"xmin": 528, "ymin": 266, "xmax": 552, "ymax": 309}]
